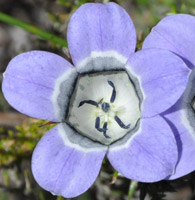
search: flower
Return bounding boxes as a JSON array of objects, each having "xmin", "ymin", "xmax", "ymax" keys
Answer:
[
  {"xmin": 143, "ymin": 14, "xmax": 195, "ymax": 179},
  {"xmin": 2, "ymin": 3, "xmax": 190, "ymax": 198}
]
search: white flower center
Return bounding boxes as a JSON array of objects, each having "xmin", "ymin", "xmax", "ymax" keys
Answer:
[{"xmin": 66, "ymin": 71, "xmax": 141, "ymax": 145}]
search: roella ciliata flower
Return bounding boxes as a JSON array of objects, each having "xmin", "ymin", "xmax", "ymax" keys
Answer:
[
  {"xmin": 143, "ymin": 14, "xmax": 195, "ymax": 179},
  {"xmin": 2, "ymin": 3, "xmax": 191, "ymax": 198}
]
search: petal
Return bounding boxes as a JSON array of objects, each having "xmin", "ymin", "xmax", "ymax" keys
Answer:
[
  {"xmin": 107, "ymin": 116, "xmax": 178, "ymax": 182},
  {"xmin": 67, "ymin": 2, "xmax": 136, "ymax": 67},
  {"xmin": 2, "ymin": 51, "xmax": 77, "ymax": 122},
  {"xmin": 126, "ymin": 49, "xmax": 190, "ymax": 118},
  {"xmin": 163, "ymin": 69, "xmax": 195, "ymax": 179},
  {"xmin": 143, "ymin": 14, "xmax": 195, "ymax": 69},
  {"xmin": 163, "ymin": 109, "xmax": 195, "ymax": 180},
  {"xmin": 32, "ymin": 124, "xmax": 107, "ymax": 198}
]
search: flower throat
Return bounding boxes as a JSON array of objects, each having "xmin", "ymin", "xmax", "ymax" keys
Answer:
[{"xmin": 66, "ymin": 71, "xmax": 141, "ymax": 145}]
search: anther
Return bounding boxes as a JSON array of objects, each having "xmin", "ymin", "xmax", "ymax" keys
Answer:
[
  {"xmin": 102, "ymin": 122, "xmax": 110, "ymax": 138},
  {"xmin": 95, "ymin": 117, "xmax": 110, "ymax": 138},
  {"xmin": 78, "ymin": 100, "xmax": 99, "ymax": 107},
  {"xmin": 114, "ymin": 115, "xmax": 130, "ymax": 129},
  {"xmin": 108, "ymin": 80, "xmax": 116, "ymax": 103},
  {"xmin": 95, "ymin": 117, "xmax": 107, "ymax": 132}
]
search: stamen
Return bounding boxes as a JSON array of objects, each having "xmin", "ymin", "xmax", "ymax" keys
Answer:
[
  {"xmin": 95, "ymin": 117, "xmax": 107, "ymax": 132},
  {"xmin": 114, "ymin": 115, "xmax": 130, "ymax": 129},
  {"xmin": 101, "ymin": 102, "xmax": 110, "ymax": 112},
  {"xmin": 103, "ymin": 122, "xmax": 110, "ymax": 138},
  {"xmin": 103, "ymin": 132, "xmax": 110, "ymax": 139},
  {"xmin": 108, "ymin": 80, "xmax": 116, "ymax": 103},
  {"xmin": 95, "ymin": 117, "xmax": 110, "ymax": 138},
  {"xmin": 78, "ymin": 100, "xmax": 99, "ymax": 107}
]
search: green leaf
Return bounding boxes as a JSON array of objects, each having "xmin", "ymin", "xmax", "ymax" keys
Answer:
[{"xmin": 0, "ymin": 12, "xmax": 67, "ymax": 47}]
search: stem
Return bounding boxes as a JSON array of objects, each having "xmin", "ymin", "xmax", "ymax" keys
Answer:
[
  {"xmin": 111, "ymin": 170, "xmax": 118, "ymax": 184},
  {"xmin": 0, "ymin": 12, "xmax": 67, "ymax": 47},
  {"xmin": 128, "ymin": 180, "xmax": 138, "ymax": 200}
]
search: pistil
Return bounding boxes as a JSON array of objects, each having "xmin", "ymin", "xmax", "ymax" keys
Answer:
[{"xmin": 101, "ymin": 102, "xmax": 110, "ymax": 112}]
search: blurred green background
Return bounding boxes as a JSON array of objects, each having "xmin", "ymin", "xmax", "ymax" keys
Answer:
[{"xmin": 0, "ymin": 0, "xmax": 195, "ymax": 200}]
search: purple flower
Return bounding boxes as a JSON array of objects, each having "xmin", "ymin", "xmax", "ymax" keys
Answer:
[
  {"xmin": 2, "ymin": 3, "xmax": 190, "ymax": 198},
  {"xmin": 143, "ymin": 14, "xmax": 195, "ymax": 180}
]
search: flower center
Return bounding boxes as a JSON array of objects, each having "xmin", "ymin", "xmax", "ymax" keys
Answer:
[{"xmin": 66, "ymin": 71, "xmax": 141, "ymax": 145}]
